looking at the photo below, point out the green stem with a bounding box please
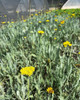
[28,78,30,100]
[52,93,54,100]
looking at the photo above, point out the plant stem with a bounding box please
[28,78,30,100]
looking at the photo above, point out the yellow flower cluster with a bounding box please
[30,22,32,24]
[1,22,6,24]
[23,19,27,22]
[16,11,19,13]
[24,36,27,39]
[54,15,57,17]
[54,28,57,31]
[35,14,38,16]
[63,41,72,47]
[54,37,56,40]
[46,11,51,14]
[11,22,14,23]
[38,21,42,23]
[72,14,75,17]
[7,21,10,24]
[78,52,80,54]
[55,19,58,22]
[38,12,41,14]
[38,30,44,34]
[4,15,7,17]
[47,87,54,94]
[60,20,65,24]
[20,66,35,76]
[48,58,50,63]
[31,14,33,16]
[46,20,50,22]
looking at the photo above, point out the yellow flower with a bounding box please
[31,14,33,16]
[9,25,12,28]
[68,43,72,46]
[4,15,7,17]
[46,12,49,14]
[38,21,42,23]
[54,15,57,17]
[47,87,54,94]
[7,21,10,23]
[30,22,32,24]
[72,14,75,16]
[11,22,14,23]
[1,22,6,24]
[66,18,68,19]
[38,31,44,34]
[48,58,50,63]
[60,20,65,24]
[16,11,19,13]
[63,41,72,47]
[24,36,27,39]
[35,14,38,16]
[46,20,50,22]
[54,37,56,40]
[55,19,58,22]
[38,12,41,14]
[20,66,35,76]
[78,52,80,54]
[54,28,57,31]
[23,19,27,22]
[58,24,61,27]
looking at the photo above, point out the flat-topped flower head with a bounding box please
[60,20,65,24]
[31,14,33,16]
[16,11,19,13]
[1,22,6,24]
[72,14,75,16]
[55,19,58,22]
[24,36,27,39]
[54,15,57,17]
[78,52,80,54]
[54,28,57,31]
[11,22,14,23]
[20,66,35,76]
[35,14,38,16]
[54,37,56,40]
[63,41,72,47]
[4,15,7,17]
[23,19,27,22]
[47,87,54,94]
[38,12,41,14]
[46,20,50,22]
[38,21,42,23]
[38,30,44,35]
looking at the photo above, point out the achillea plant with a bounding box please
[20,66,35,76]
[20,66,35,100]
[47,87,54,94]
[46,20,50,22]
[38,21,42,23]
[63,41,72,47]
[38,30,44,35]
[55,19,58,22]
[60,20,65,24]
